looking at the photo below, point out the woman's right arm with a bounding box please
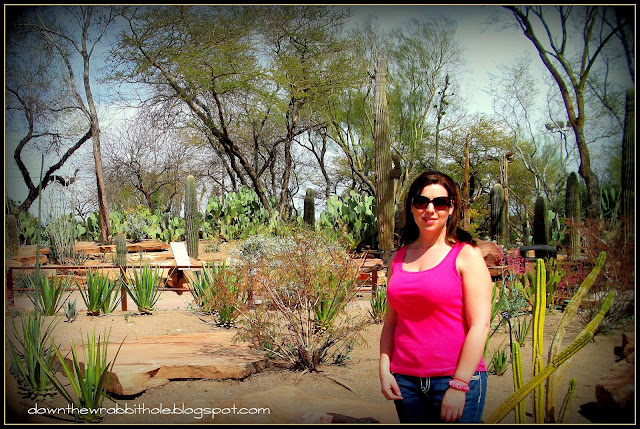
[379,259,403,400]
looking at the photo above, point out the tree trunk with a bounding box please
[83,47,110,243]
[373,56,394,259]
[620,88,634,220]
[462,135,470,231]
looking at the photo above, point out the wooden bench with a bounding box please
[167,242,200,294]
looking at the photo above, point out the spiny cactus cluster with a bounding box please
[488,252,612,423]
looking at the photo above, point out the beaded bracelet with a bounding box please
[452,376,470,385]
[448,379,470,392]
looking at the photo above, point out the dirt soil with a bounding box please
[5,290,633,425]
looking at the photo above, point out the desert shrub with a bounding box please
[571,218,634,331]
[235,231,368,371]
[189,262,248,328]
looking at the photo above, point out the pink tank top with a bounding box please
[387,242,486,377]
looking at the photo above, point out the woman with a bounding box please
[379,171,492,423]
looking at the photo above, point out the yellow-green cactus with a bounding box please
[486,291,613,423]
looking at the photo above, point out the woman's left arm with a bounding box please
[441,244,493,422]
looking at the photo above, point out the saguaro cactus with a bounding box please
[565,172,581,259]
[6,214,19,254]
[115,233,127,267]
[184,175,199,259]
[303,188,315,227]
[373,55,395,260]
[490,183,506,243]
[533,195,549,245]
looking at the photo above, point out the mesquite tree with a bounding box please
[620,87,634,240]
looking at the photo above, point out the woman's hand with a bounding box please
[441,388,466,422]
[380,372,403,401]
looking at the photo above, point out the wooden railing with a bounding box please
[5,264,194,311]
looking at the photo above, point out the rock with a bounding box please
[56,331,268,396]
[475,239,504,267]
[595,352,634,423]
[214,386,397,424]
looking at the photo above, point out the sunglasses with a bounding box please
[411,195,452,210]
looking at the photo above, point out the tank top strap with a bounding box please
[448,241,467,261]
[392,246,408,271]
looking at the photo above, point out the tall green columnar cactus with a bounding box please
[373,55,395,261]
[184,175,199,259]
[532,259,547,423]
[565,172,581,259]
[511,341,526,423]
[488,252,612,423]
[115,233,127,267]
[545,251,606,421]
[490,183,505,244]
[620,88,634,229]
[6,214,19,255]
[303,188,315,227]
[533,195,549,245]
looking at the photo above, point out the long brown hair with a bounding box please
[399,171,475,247]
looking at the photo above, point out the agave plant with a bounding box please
[368,286,387,324]
[121,264,164,314]
[38,328,124,423]
[9,313,59,400]
[81,270,120,316]
[189,262,246,327]
[64,299,77,322]
[28,274,72,316]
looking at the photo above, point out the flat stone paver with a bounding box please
[57,331,268,395]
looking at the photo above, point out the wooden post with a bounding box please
[120,266,128,311]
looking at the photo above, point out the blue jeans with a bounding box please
[392,372,487,423]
